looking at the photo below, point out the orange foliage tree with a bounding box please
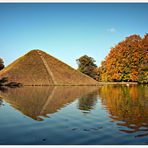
[99,34,148,83]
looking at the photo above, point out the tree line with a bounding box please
[76,34,148,83]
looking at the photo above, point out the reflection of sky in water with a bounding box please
[0,85,148,145]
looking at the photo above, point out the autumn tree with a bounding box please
[76,55,99,80]
[0,58,4,70]
[99,34,148,83]
[138,34,148,83]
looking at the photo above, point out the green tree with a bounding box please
[0,58,4,70]
[76,55,99,80]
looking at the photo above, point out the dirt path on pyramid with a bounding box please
[36,50,57,85]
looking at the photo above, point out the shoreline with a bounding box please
[97,82,138,85]
[1,82,147,88]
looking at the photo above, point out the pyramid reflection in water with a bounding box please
[0,86,99,121]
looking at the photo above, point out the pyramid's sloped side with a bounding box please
[0,51,54,85]
[39,50,99,85]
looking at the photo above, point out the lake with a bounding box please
[0,85,148,145]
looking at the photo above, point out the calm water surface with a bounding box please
[0,85,148,145]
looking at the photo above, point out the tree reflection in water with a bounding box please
[98,85,148,137]
[78,91,98,112]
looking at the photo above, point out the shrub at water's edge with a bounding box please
[0,77,22,88]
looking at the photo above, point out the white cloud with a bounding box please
[107,28,116,33]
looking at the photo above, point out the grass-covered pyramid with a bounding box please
[0,50,98,86]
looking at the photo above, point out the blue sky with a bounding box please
[0,3,148,68]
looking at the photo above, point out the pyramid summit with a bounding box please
[0,49,99,86]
